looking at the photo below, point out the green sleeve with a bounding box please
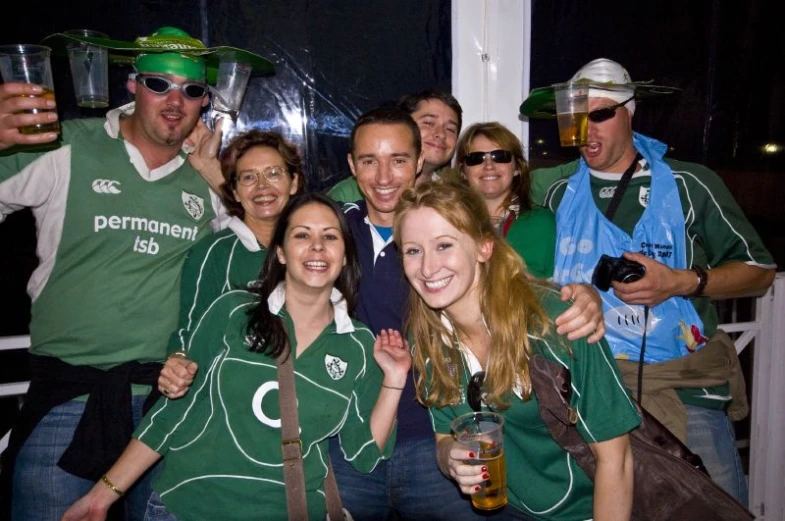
[537,290,641,443]
[669,160,776,269]
[529,160,579,206]
[327,176,363,203]
[505,206,556,279]
[166,232,229,355]
[337,326,396,472]
[136,292,253,453]
[0,119,98,181]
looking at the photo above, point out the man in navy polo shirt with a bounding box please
[329,107,485,521]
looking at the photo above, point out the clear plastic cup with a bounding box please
[554,82,589,147]
[451,411,507,511]
[0,44,60,135]
[211,57,252,121]
[65,29,109,108]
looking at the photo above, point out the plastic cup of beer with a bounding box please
[554,82,589,147]
[210,56,252,121]
[0,44,60,135]
[451,411,507,511]
[65,29,109,108]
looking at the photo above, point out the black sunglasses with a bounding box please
[587,96,635,124]
[136,74,208,100]
[467,371,486,412]
[464,149,513,167]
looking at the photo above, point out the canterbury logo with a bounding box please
[92,179,122,194]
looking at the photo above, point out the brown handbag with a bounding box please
[528,354,754,521]
[277,347,347,521]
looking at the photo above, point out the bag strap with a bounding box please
[277,347,345,521]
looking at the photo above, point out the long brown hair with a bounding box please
[393,181,550,409]
[455,122,532,215]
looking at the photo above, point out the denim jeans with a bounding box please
[12,395,159,521]
[329,435,492,521]
[685,404,749,506]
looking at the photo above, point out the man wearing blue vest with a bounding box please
[523,58,777,505]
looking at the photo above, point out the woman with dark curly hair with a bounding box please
[64,193,410,521]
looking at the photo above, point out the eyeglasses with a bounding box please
[136,74,208,100]
[464,149,513,167]
[235,166,288,186]
[467,371,486,412]
[587,96,635,124]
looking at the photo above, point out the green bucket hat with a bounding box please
[520,58,680,118]
[42,26,274,84]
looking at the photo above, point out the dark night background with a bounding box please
[0,1,782,451]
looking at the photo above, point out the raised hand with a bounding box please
[373,329,411,387]
[185,117,225,192]
[0,82,59,150]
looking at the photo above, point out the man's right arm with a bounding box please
[0,82,59,151]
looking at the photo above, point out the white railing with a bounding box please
[1,274,783,519]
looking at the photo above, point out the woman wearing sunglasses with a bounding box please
[394,181,640,521]
[158,130,304,399]
[63,193,411,521]
[456,122,555,279]
[457,122,604,342]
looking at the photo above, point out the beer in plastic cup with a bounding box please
[451,411,507,511]
[66,29,109,108]
[211,57,252,121]
[554,82,589,147]
[0,44,60,135]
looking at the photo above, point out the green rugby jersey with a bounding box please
[0,105,220,368]
[168,217,267,354]
[429,286,640,521]
[137,286,392,521]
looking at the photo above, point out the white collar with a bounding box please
[228,216,263,252]
[267,282,354,334]
[589,158,650,181]
[363,215,394,259]
[439,313,483,375]
[103,102,194,182]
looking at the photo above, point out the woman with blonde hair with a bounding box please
[393,180,640,521]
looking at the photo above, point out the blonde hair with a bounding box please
[393,181,550,409]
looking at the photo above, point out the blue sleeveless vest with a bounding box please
[553,133,707,363]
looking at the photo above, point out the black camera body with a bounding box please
[591,254,646,291]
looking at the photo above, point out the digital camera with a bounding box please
[591,254,646,291]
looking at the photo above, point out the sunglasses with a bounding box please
[587,96,635,124]
[136,74,208,100]
[464,149,513,167]
[467,371,486,412]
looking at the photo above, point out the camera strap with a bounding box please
[602,151,648,403]
[603,152,643,222]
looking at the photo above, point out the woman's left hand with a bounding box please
[373,329,411,386]
[555,283,605,343]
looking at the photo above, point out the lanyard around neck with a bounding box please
[603,152,643,222]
